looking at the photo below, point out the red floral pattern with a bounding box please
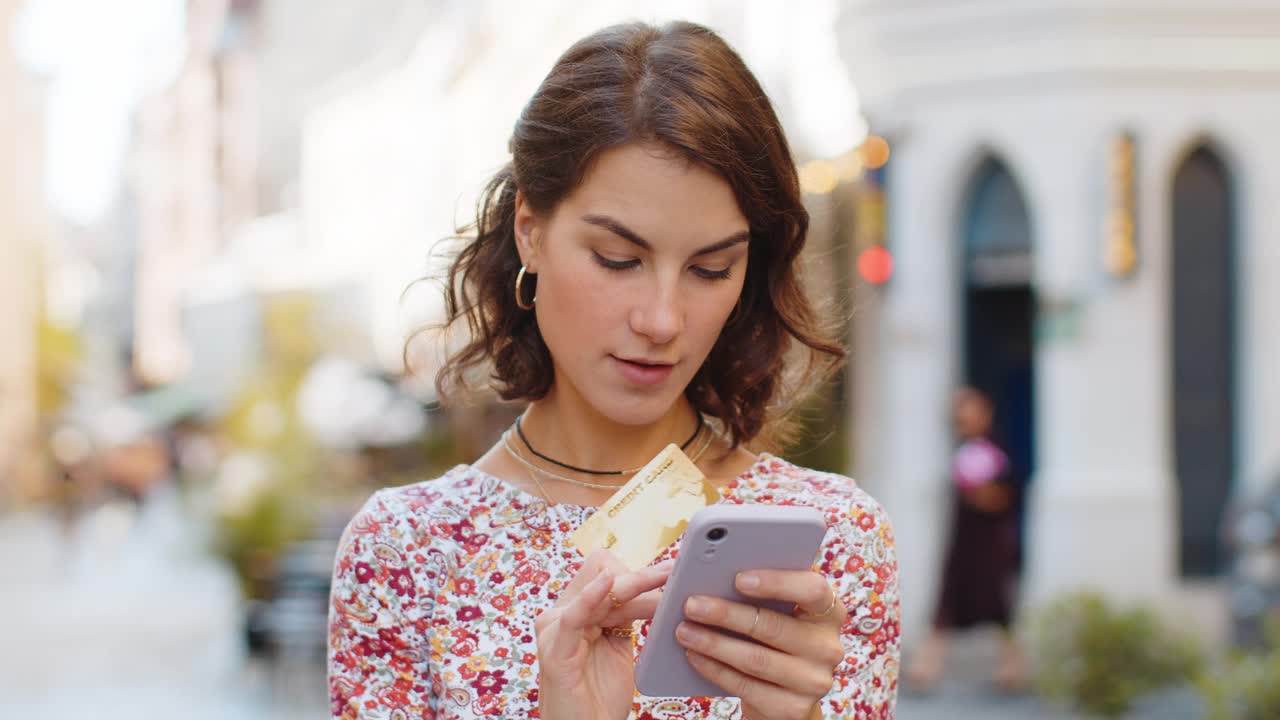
[328,454,900,719]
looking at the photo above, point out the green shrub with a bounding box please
[1034,591,1203,717]
[215,477,312,599]
[1201,618,1280,720]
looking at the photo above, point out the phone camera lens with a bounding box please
[707,527,727,542]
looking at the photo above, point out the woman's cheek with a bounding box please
[541,265,620,338]
[572,273,625,323]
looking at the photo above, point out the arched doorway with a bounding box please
[1171,145,1236,577]
[961,157,1037,567]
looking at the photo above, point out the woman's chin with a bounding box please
[590,393,686,428]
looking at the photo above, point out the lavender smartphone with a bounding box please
[634,503,828,697]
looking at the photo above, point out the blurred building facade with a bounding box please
[131,0,257,386]
[0,0,46,505]
[839,0,1280,644]
[253,0,433,216]
[179,0,435,376]
[134,0,437,399]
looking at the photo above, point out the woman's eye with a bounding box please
[592,251,732,280]
[591,252,639,272]
[691,265,733,281]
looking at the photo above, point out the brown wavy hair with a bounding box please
[424,20,844,450]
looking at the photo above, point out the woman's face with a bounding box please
[952,388,993,439]
[514,142,749,426]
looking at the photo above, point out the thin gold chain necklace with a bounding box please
[499,422,721,489]
[516,413,704,476]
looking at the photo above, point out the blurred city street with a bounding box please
[2,0,1279,718]
[0,477,1241,720]
[0,490,1145,720]
[0,494,328,719]
[894,634,1202,720]
[2,493,1065,720]
[0,494,1203,720]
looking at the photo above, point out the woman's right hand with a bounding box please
[535,551,673,720]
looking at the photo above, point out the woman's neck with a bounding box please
[520,391,700,476]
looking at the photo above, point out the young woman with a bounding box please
[328,21,899,720]
[906,387,1024,693]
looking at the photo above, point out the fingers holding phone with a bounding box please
[738,567,847,627]
[677,569,846,720]
[634,504,833,706]
[682,568,845,648]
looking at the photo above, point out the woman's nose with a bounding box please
[630,282,684,344]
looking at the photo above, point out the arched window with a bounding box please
[961,156,1036,567]
[964,158,1033,288]
[1171,144,1236,577]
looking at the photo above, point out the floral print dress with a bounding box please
[328,453,900,719]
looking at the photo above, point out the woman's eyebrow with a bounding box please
[580,213,749,257]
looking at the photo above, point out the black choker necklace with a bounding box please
[514,413,704,476]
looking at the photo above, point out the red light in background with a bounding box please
[857,246,893,284]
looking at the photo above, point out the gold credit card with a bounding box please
[568,443,722,570]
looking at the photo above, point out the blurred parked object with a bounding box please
[254,538,338,704]
[1225,471,1280,650]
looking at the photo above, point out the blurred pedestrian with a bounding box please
[906,386,1026,693]
[327,20,901,720]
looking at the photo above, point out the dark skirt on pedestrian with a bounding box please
[933,477,1020,630]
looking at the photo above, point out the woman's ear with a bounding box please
[513,190,541,271]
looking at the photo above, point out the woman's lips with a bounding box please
[611,355,675,386]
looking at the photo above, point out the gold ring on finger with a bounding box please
[602,625,634,638]
[813,590,838,619]
[608,591,624,610]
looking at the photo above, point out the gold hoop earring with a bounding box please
[515,265,536,310]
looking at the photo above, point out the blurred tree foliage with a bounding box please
[781,375,850,475]
[214,292,324,599]
[783,181,856,477]
[35,313,81,418]
[1034,591,1203,717]
[1201,616,1280,720]
[219,293,318,449]
[33,248,82,419]
[32,262,83,503]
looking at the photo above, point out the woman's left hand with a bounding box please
[675,570,846,720]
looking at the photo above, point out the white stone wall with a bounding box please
[838,0,1280,645]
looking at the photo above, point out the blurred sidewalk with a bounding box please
[1,496,1204,719]
[896,629,1076,720]
[0,487,326,719]
[895,630,1202,720]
